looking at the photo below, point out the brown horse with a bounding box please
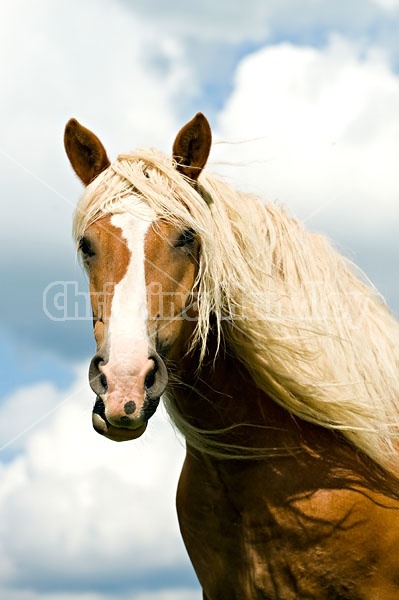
[64,114,399,599]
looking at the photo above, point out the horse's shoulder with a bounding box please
[293,486,399,534]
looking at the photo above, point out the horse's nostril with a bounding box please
[145,364,157,390]
[93,396,105,416]
[144,369,156,390]
[89,354,108,396]
[100,373,108,391]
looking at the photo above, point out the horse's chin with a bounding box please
[92,397,147,442]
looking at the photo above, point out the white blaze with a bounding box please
[105,206,155,379]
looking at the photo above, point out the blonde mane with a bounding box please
[74,149,399,476]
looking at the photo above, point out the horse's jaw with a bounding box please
[92,396,147,442]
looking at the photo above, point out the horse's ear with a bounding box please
[172,113,212,181]
[64,118,110,186]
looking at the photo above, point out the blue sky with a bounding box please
[0,0,398,598]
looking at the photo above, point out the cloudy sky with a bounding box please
[1,1,398,598]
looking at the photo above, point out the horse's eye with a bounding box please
[174,229,196,249]
[78,237,95,258]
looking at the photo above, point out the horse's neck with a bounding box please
[171,336,317,454]
[170,335,399,500]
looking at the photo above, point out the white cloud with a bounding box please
[0,368,199,598]
[214,35,399,239]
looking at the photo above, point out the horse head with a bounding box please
[64,114,212,441]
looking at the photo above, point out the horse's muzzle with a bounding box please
[92,396,148,441]
[89,351,168,441]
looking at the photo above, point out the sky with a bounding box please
[0,0,398,598]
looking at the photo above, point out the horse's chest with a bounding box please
[176,454,399,600]
[176,456,313,598]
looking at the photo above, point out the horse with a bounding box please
[64,113,399,599]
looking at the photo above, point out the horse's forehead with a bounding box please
[86,214,124,243]
[87,208,155,248]
[86,211,176,286]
